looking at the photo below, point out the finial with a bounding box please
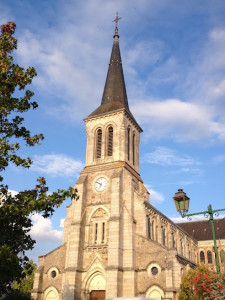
[113,11,122,29]
[113,11,121,38]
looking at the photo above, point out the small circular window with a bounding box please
[51,270,57,278]
[151,267,158,276]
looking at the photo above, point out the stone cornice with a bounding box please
[81,161,143,183]
[176,254,197,269]
[143,201,198,244]
[84,108,142,133]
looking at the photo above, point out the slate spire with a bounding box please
[88,25,130,118]
[101,26,129,108]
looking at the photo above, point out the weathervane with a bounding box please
[113,11,122,28]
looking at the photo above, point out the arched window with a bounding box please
[152,220,155,240]
[180,239,183,255]
[132,132,135,165]
[207,250,212,264]
[89,208,109,245]
[102,222,105,243]
[171,232,175,248]
[127,127,130,161]
[221,249,225,263]
[200,251,205,263]
[161,226,166,246]
[187,244,190,258]
[107,126,113,156]
[94,223,98,244]
[96,129,102,158]
[146,215,151,239]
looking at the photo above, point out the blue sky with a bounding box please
[1,0,225,263]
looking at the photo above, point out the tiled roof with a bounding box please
[176,219,225,241]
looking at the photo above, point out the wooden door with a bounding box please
[89,290,105,300]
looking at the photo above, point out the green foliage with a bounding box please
[179,264,225,300]
[0,22,43,181]
[13,260,36,297]
[0,260,36,300]
[0,22,78,296]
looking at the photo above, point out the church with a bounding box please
[32,24,199,300]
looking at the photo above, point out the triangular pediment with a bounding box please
[86,252,105,272]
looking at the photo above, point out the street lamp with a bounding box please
[173,189,225,274]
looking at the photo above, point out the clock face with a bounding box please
[95,177,107,192]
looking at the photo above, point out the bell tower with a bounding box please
[61,22,144,300]
[84,25,142,174]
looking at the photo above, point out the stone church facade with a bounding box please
[178,219,225,274]
[32,26,198,300]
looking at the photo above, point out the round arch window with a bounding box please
[151,267,158,276]
[51,270,57,278]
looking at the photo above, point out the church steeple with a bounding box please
[101,26,128,108]
[84,19,142,171]
[88,24,131,118]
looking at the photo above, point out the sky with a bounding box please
[1,0,225,263]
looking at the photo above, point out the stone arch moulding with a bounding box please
[87,205,110,224]
[83,269,106,293]
[147,262,162,277]
[91,124,104,134]
[146,285,164,300]
[104,120,117,130]
[88,207,110,245]
[47,266,59,278]
[44,286,59,300]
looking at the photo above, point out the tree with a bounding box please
[13,261,36,296]
[0,22,78,296]
[179,264,225,300]
[1,260,36,300]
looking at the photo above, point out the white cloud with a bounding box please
[60,219,65,228]
[143,147,200,167]
[129,26,225,143]
[8,189,18,197]
[132,99,225,142]
[30,214,63,242]
[0,190,18,206]
[149,189,165,204]
[31,154,83,177]
[144,184,165,204]
[171,214,225,223]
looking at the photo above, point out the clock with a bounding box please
[95,177,107,192]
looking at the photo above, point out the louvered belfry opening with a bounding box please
[132,132,135,165]
[107,126,113,156]
[96,129,102,158]
[127,127,130,160]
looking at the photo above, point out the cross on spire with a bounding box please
[113,11,122,28]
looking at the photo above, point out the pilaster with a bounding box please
[62,176,87,299]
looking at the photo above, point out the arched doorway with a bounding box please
[88,272,106,300]
[146,285,164,300]
[44,286,59,300]
[89,290,105,300]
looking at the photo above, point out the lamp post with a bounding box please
[173,189,225,274]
